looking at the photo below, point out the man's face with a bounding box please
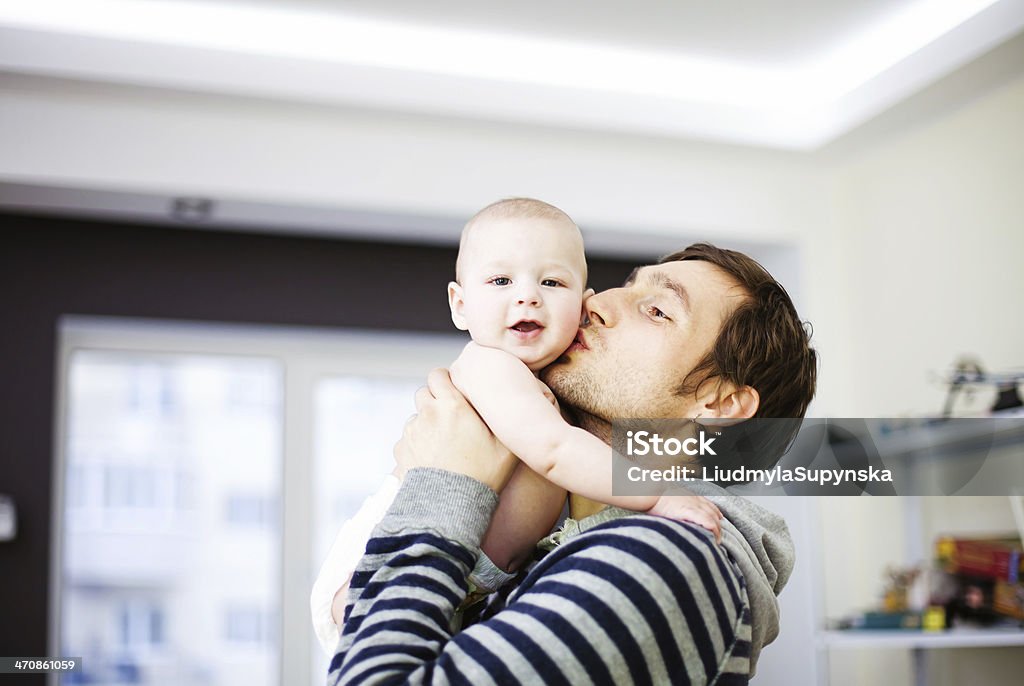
[542,259,747,421]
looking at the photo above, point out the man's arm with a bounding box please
[328,468,752,685]
[328,467,494,685]
[311,472,402,653]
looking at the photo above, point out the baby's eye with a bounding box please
[489,277,512,286]
[647,305,670,320]
[541,278,564,287]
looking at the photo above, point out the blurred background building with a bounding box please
[61,350,282,686]
[1,2,1023,685]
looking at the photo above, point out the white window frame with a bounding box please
[50,315,466,686]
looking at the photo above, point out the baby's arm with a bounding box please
[449,342,658,510]
[480,462,566,573]
[451,343,722,542]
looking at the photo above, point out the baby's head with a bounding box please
[448,198,588,371]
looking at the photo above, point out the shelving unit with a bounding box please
[821,627,1024,649]
[821,628,1024,686]
[811,415,1024,686]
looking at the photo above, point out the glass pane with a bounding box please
[60,350,282,686]
[311,375,422,682]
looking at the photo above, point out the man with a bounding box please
[327,243,817,685]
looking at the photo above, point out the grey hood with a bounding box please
[681,480,796,675]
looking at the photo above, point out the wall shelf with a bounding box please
[867,414,1024,460]
[821,628,1024,650]
[813,414,1024,686]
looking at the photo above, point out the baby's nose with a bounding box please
[516,286,541,306]
[517,294,540,305]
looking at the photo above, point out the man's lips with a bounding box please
[567,328,589,351]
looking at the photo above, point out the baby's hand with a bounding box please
[646,493,723,543]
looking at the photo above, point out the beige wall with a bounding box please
[827,74,1024,417]
[818,74,1024,686]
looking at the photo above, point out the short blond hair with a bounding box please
[456,198,582,282]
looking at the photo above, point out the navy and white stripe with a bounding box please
[328,469,752,686]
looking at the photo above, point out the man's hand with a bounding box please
[394,368,518,492]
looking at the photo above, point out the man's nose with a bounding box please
[583,289,615,326]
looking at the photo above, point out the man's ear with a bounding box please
[447,281,469,331]
[698,383,760,426]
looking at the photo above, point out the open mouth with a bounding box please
[510,320,543,333]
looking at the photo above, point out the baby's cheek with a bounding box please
[538,322,580,365]
[557,301,585,334]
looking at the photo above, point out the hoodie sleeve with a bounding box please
[676,482,796,676]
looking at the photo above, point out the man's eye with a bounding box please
[490,277,511,286]
[541,279,564,287]
[647,305,669,320]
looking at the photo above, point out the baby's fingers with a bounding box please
[692,495,723,520]
[690,510,723,544]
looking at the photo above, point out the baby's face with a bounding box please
[449,216,587,371]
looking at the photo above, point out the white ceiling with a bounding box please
[217,0,917,66]
[1,0,1022,149]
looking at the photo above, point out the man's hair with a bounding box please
[660,243,818,472]
[456,198,581,282]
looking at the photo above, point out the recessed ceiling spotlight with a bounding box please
[170,197,214,222]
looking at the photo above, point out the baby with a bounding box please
[311,198,722,654]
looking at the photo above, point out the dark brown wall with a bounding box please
[0,212,646,677]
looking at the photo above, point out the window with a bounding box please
[313,376,421,537]
[127,363,177,416]
[58,339,282,686]
[226,494,275,528]
[55,317,465,686]
[225,605,274,645]
[104,464,159,509]
[118,599,165,648]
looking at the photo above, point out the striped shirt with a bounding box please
[328,468,752,685]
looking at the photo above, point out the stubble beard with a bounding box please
[540,358,615,441]
[543,354,687,429]
[541,358,592,411]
